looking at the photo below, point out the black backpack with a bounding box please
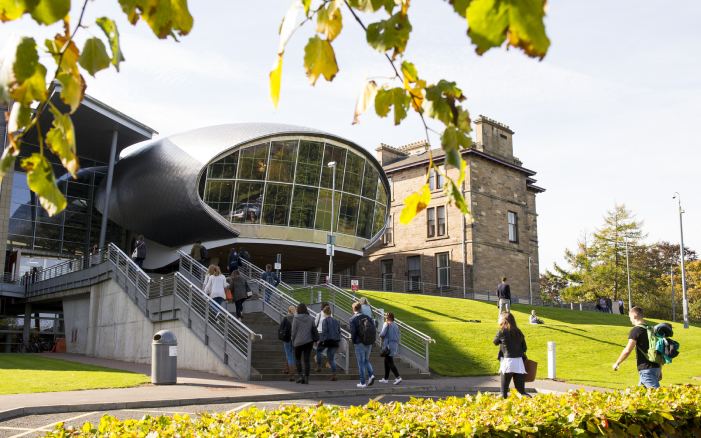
[278,317,291,342]
[357,314,376,346]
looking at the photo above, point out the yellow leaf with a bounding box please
[46,105,79,177]
[303,36,339,85]
[21,153,67,216]
[317,0,342,42]
[399,184,431,224]
[269,54,283,108]
[352,79,377,125]
[56,71,85,113]
[278,1,301,54]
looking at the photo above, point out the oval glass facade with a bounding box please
[200,136,388,241]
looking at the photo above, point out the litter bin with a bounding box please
[151,330,177,385]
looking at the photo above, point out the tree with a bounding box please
[1,1,551,222]
[539,269,567,304]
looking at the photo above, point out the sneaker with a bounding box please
[393,377,402,385]
[378,378,389,384]
[356,383,367,388]
[367,375,375,386]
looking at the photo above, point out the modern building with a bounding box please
[356,116,544,300]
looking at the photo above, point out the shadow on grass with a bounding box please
[510,303,634,328]
[540,325,624,348]
[409,305,481,323]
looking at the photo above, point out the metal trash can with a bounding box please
[151,330,177,385]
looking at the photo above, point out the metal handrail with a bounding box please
[250,278,351,374]
[239,257,294,291]
[177,250,207,287]
[107,243,151,298]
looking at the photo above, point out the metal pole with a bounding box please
[670,266,676,322]
[99,129,119,249]
[328,162,336,285]
[675,193,689,328]
[624,237,632,310]
[528,256,533,305]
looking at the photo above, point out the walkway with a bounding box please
[0,354,606,422]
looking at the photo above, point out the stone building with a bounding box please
[356,116,544,301]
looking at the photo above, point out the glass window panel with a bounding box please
[437,206,446,236]
[315,189,341,231]
[289,186,319,229]
[7,233,32,248]
[220,151,239,178]
[34,238,61,252]
[436,252,450,287]
[232,181,263,223]
[62,225,87,243]
[427,207,435,238]
[337,193,359,235]
[372,203,386,236]
[237,143,269,180]
[36,208,63,225]
[66,197,89,213]
[35,222,62,240]
[10,202,33,220]
[267,140,298,183]
[361,163,379,199]
[376,179,388,205]
[262,183,292,225]
[9,219,34,237]
[319,144,346,189]
[295,140,324,186]
[356,198,375,239]
[64,211,89,229]
[342,152,364,195]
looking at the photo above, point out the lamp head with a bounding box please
[327,161,337,168]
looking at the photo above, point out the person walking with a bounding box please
[203,265,227,314]
[493,312,530,398]
[313,301,330,370]
[228,248,240,273]
[132,235,147,269]
[190,241,205,266]
[605,297,613,314]
[278,305,296,379]
[229,270,248,320]
[618,299,625,315]
[350,301,376,388]
[378,312,402,385]
[290,303,317,384]
[496,277,511,315]
[317,305,341,381]
[612,306,662,388]
[261,264,280,303]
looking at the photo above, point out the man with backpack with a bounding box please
[612,306,662,388]
[350,301,376,388]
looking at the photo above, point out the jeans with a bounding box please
[210,297,225,316]
[500,372,529,398]
[498,298,511,314]
[639,367,661,388]
[384,355,400,379]
[264,287,272,303]
[283,341,295,366]
[134,257,144,269]
[295,342,314,377]
[354,343,374,384]
[234,299,246,318]
[316,344,338,373]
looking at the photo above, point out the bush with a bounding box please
[48,385,701,437]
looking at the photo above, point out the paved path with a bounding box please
[0,353,605,422]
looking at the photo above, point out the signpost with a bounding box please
[351,279,359,292]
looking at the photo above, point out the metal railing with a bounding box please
[239,258,294,291]
[20,250,108,286]
[177,250,207,287]
[300,282,435,374]
[249,278,351,374]
[174,272,261,379]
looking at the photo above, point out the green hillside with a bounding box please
[354,291,700,389]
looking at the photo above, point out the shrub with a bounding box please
[48,385,701,437]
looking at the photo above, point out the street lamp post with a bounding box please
[624,236,632,311]
[670,265,676,322]
[327,161,337,285]
[673,192,689,329]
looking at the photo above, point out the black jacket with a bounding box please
[496,283,511,300]
[493,329,527,359]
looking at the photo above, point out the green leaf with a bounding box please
[424,80,469,129]
[303,36,339,85]
[374,87,410,125]
[0,0,38,22]
[400,184,431,224]
[466,0,550,59]
[46,105,79,178]
[21,153,67,216]
[448,179,470,215]
[8,38,47,105]
[317,0,342,42]
[269,54,283,108]
[348,0,394,13]
[441,126,471,170]
[30,0,69,25]
[7,101,32,133]
[13,36,39,82]
[401,61,418,83]
[46,35,85,113]
[0,143,19,177]
[449,0,471,18]
[366,13,412,57]
[96,17,126,71]
[79,38,111,77]
[119,0,193,39]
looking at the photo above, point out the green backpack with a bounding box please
[636,324,665,366]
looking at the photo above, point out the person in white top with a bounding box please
[203,265,227,308]
[493,312,530,398]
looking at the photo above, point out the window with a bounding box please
[508,211,518,243]
[231,181,263,223]
[356,198,375,239]
[289,186,319,229]
[342,152,365,195]
[381,259,393,291]
[437,206,446,236]
[267,140,297,183]
[407,256,421,291]
[237,143,269,180]
[372,203,386,237]
[436,252,450,288]
[262,183,292,226]
[428,168,443,191]
[295,140,324,186]
[337,193,360,235]
[361,164,379,198]
[382,214,393,245]
[427,207,436,238]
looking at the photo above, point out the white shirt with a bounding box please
[499,357,526,374]
[204,274,227,300]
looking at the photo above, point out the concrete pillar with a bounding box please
[98,129,119,249]
[22,301,31,350]
[86,284,100,356]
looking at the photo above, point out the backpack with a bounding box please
[357,314,376,346]
[654,323,680,363]
[278,317,291,342]
[200,246,207,259]
[323,317,341,343]
[636,324,665,366]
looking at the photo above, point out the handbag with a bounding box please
[380,346,390,357]
[225,288,233,302]
[311,325,320,342]
[524,358,538,382]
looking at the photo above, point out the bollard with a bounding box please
[547,341,556,380]
[318,290,322,304]
[579,303,583,311]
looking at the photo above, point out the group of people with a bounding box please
[596,297,625,314]
[278,297,402,387]
[202,264,251,319]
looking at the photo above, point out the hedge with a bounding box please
[47,385,701,437]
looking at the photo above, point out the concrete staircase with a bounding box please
[242,309,426,382]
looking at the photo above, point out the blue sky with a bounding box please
[2,1,699,272]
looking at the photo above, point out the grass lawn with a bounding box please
[0,354,150,394]
[295,288,700,389]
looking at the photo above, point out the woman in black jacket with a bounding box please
[493,312,530,398]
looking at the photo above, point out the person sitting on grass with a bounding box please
[529,310,544,324]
